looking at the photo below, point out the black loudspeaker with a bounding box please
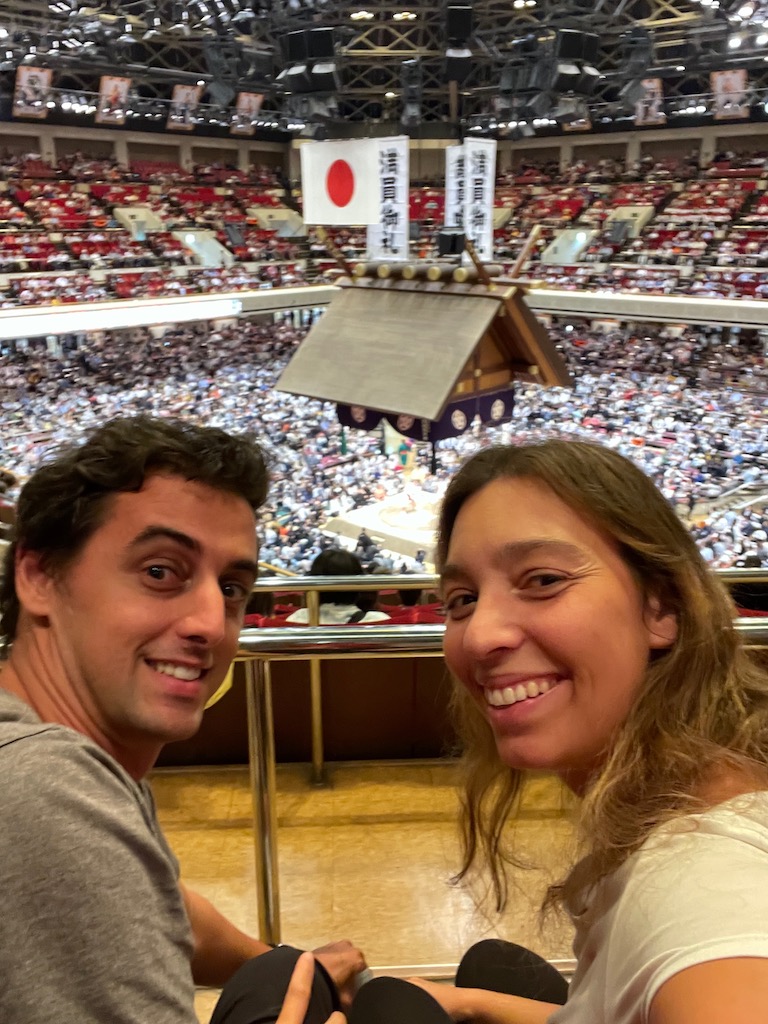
[438,229,466,256]
[307,27,335,60]
[555,29,600,64]
[310,62,341,92]
[577,65,601,96]
[525,91,554,117]
[555,29,584,60]
[446,5,473,43]
[400,58,422,126]
[284,30,307,62]
[445,50,472,84]
[551,62,581,93]
[583,33,599,64]
[409,220,421,241]
[285,64,313,94]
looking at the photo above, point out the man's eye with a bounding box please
[222,581,250,601]
[146,565,170,581]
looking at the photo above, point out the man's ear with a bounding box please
[645,595,678,650]
[13,547,57,619]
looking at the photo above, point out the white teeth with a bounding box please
[484,679,556,707]
[151,661,202,682]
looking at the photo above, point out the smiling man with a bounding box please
[0,416,364,1024]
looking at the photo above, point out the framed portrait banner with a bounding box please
[167,84,203,131]
[13,66,52,120]
[711,69,749,120]
[95,76,131,125]
[230,92,265,136]
[634,78,666,127]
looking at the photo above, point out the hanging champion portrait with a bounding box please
[711,69,749,120]
[95,76,132,125]
[230,92,265,136]
[12,66,52,120]
[634,78,666,127]
[167,84,203,131]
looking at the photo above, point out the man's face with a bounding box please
[29,473,258,762]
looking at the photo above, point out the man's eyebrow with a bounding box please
[128,527,258,577]
[129,526,199,552]
[440,539,586,585]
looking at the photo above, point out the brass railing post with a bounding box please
[245,658,280,944]
[305,588,325,785]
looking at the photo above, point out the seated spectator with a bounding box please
[286,549,391,624]
[731,553,768,613]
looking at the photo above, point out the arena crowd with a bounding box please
[0,314,766,571]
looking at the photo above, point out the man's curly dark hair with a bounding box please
[0,416,269,656]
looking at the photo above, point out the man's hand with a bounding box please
[312,940,367,1010]
[277,952,346,1024]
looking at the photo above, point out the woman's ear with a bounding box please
[645,595,678,650]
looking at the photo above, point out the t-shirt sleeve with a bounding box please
[605,825,768,1023]
[0,731,196,1024]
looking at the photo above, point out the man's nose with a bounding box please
[178,579,227,646]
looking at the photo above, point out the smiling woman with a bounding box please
[345,439,768,1024]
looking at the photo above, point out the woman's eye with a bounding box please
[444,593,476,618]
[525,572,568,591]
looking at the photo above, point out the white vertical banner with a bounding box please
[463,138,496,262]
[444,144,466,231]
[366,136,410,261]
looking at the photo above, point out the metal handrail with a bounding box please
[235,620,768,951]
[252,573,440,593]
[250,571,768,787]
[252,569,768,593]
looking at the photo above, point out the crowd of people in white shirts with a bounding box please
[1,311,766,571]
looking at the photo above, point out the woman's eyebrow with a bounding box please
[440,540,586,587]
[496,539,587,565]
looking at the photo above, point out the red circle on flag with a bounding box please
[326,159,355,207]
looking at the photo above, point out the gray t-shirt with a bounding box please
[0,689,196,1023]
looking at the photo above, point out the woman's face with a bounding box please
[441,477,677,789]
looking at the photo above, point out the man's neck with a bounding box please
[1,634,159,781]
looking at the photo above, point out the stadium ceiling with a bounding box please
[2,0,768,124]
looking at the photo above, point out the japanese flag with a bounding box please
[300,139,381,225]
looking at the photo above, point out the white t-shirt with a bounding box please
[285,604,390,624]
[550,792,768,1024]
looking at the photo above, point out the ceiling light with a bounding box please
[758,31,768,43]
[393,11,417,20]
[350,9,374,18]
[728,34,743,47]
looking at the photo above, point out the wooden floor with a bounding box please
[150,761,578,1024]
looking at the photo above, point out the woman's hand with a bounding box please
[277,951,346,1024]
